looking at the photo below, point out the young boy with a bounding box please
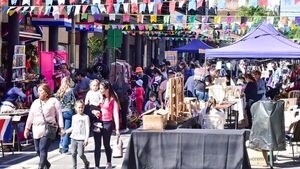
[144,92,160,111]
[66,100,90,169]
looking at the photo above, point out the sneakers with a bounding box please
[105,163,112,169]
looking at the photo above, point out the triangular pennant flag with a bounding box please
[123,14,130,22]
[226,16,233,23]
[148,25,153,31]
[53,6,59,19]
[238,0,247,7]
[59,5,65,14]
[34,0,42,6]
[202,16,208,23]
[38,6,44,16]
[137,14,144,23]
[109,14,116,21]
[93,0,100,4]
[74,5,81,16]
[189,15,196,23]
[99,4,106,13]
[188,0,196,11]
[139,3,146,13]
[44,6,51,15]
[169,1,176,13]
[114,4,120,14]
[21,6,30,16]
[179,0,185,8]
[218,0,226,9]
[7,7,16,16]
[214,16,221,24]
[249,0,258,6]
[176,15,183,23]
[15,6,23,13]
[296,0,300,4]
[138,25,144,30]
[197,0,203,8]
[82,5,88,13]
[81,0,88,3]
[91,4,100,14]
[1,0,8,5]
[259,0,268,6]
[131,3,138,13]
[105,25,110,30]
[29,6,36,15]
[67,5,74,15]
[150,15,157,23]
[148,2,155,13]
[117,0,124,3]
[163,15,170,24]
[58,0,65,5]
[22,0,30,5]
[2,6,10,13]
[46,0,53,5]
[157,2,162,14]
[130,25,135,30]
[123,3,129,13]
[81,13,88,20]
[94,14,101,21]
[106,0,113,5]
[11,0,17,5]
[70,0,76,4]
[158,24,163,30]
[107,5,114,13]
[117,25,122,29]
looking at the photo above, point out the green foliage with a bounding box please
[87,36,106,59]
[238,6,276,17]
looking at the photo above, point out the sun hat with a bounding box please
[135,67,143,73]
[136,79,143,87]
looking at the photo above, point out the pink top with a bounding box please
[25,98,64,139]
[99,97,120,130]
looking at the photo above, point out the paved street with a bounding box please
[1,132,300,169]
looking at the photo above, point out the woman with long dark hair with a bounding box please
[93,80,120,169]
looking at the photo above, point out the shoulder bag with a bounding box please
[40,100,58,140]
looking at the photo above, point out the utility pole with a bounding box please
[70,16,76,67]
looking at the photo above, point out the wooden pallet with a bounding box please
[167,76,184,121]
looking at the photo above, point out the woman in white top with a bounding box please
[200,97,225,129]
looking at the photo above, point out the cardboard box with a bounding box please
[142,108,168,130]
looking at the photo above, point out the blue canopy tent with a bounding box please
[172,39,213,53]
[205,22,300,59]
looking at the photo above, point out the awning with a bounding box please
[31,15,72,27]
[66,22,103,32]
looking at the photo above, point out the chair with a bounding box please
[286,120,300,161]
[0,116,13,158]
[201,115,225,129]
[288,90,300,105]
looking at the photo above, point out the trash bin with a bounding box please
[248,100,286,151]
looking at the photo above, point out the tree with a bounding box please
[237,6,276,17]
[87,36,106,64]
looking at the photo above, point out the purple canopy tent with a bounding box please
[172,39,213,53]
[205,22,300,59]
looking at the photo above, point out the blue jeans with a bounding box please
[93,121,113,167]
[34,137,52,169]
[195,91,207,101]
[60,111,73,153]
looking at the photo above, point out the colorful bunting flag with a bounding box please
[74,5,81,16]
[150,15,157,23]
[91,5,99,15]
[106,0,113,5]
[296,0,300,4]
[10,0,17,5]
[7,7,16,16]
[109,14,116,21]
[137,14,144,23]
[58,0,65,5]
[148,2,155,13]
[81,13,88,20]
[114,4,121,13]
[197,0,203,8]
[34,0,42,6]
[46,0,53,5]
[30,6,36,15]
[22,0,30,5]
[176,15,183,23]
[249,0,258,6]
[131,3,138,14]
[99,4,106,13]
[123,3,129,13]
[70,0,76,4]
[59,5,65,14]
[163,15,170,24]
[44,6,51,15]
[189,15,196,23]
[169,1,176,13]
[82,5,88,13]
[123,14,130,22]
[53,6,59,19]
[107,5,114,13]
[218,0,226,8]
[93,0,100,4]
[259,0,268,6]
[157,2,162,14]
[138,25,145,30]
[94,14,101,21]
[188,0,196,11]
[179,0,185,8]
[226,16,233,24]
[139,3,146,13]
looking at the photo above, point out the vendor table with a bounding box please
[215,101,238,129]
[121,129,251,169]
[0,109,29,152]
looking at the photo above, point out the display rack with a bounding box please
[12,45,26,82]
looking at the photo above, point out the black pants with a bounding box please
[34,137,52,169]
[93,121,113,167]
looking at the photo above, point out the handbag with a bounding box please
[40,100,58,140]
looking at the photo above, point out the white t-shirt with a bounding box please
[66,114,90,142]
[85,90,102,106]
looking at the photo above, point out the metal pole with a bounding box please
[69,16,76,66]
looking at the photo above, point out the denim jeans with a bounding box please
[34,137,52,169]
[195,91,206,101]
[71,139,89,169]
[60,111,73,153]
[93,121,113,167]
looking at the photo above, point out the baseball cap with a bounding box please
[135,67,143,73]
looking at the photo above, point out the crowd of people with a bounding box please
[0,58,300,169]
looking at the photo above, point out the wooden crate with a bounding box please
[167,76,184,121]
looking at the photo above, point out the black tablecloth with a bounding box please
[121,129,251,169]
